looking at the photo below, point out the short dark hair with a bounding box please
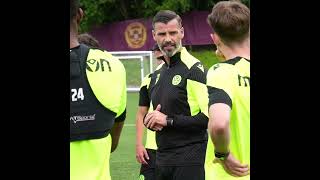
[207,1,250,45]
[78,33,100,48]
[70,0,80,22]
[152,10,182,29]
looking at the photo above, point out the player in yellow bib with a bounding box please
[205,1,250,179]
[70,1,126,180]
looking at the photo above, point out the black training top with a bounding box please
[142,47,209,166]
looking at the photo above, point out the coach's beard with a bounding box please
[160,40,182,57]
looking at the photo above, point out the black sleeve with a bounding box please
[139,86,150,106]
[115,108,126,122]
[208,86,232,108]
[171,112,208,131]
[188,62,206,84]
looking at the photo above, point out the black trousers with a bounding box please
[155,165,205,180]
[139,149,156,180]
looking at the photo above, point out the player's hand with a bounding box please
[217,152,250,177]
[136,144,149,165]
[144,104,167,130]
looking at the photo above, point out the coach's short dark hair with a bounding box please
[207,1,250,45]
[152,10,182,29]
[70,0,80,22]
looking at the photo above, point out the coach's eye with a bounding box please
[169,31,178,35]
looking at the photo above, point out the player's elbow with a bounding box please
[213,125,228,135]
[208,104,231,135]
[209,120,229,136]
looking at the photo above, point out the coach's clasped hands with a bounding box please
[144,104,167,131]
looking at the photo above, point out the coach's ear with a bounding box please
[180,27,184,39]
[152,30,156,41]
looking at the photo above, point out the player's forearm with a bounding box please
[208,103,231,153]
[110,121,124,152]
[136,114,145,147]
[209,120,230,153]
[171,112,208,131]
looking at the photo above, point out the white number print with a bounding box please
[71,88,84,101]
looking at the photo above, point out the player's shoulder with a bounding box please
[208,57,249,76]
[208,62,236,75]
[207,62,237,86]
[142,73,153,80]
[87,49,125,73]
[88,49,119,62]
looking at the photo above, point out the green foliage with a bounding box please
[241,0,250,7]
[79,0,250,32]
[79,0,119,32]
[142,0,193,18]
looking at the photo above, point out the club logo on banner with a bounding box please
[124,22,147,49]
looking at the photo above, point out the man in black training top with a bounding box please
[143,10,209,180]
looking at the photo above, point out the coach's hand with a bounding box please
[144,104,167,131]
[136,144,149,165]
[217,152,250,177]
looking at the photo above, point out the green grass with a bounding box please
[189,49,220,70]
[110,92,142,180]
[121,59,153,88]
[121,60,142,88]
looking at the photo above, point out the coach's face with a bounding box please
[152,19,184,57]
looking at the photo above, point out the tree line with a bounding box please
[79,0,249,32]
